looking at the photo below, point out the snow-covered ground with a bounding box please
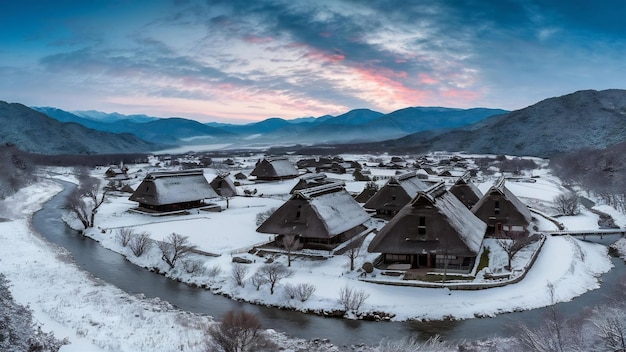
[1,156,622,351]
[75,161,613,322]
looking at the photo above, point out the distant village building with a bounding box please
[449,172,483,209]
[368,182,487,272]
[257,182,371,250]
[104,164,129,180]
[289,173,333,194]
[364,171,430,218]
[250,156,299,181]
[234,172,248,180]
[471,177,533,236]
[210,172,238,197]
[354,181,379,204]
[128,169,219,213]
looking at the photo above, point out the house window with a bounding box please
[418,216,426,235]
[296,205,302,220]
[494,201,500,215]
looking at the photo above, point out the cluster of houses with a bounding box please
[122,155,534,275]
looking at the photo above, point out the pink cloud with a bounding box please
[242,35,273,44]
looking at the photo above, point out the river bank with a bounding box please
[0,179,343,352]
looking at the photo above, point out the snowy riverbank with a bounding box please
[0,179,340,352]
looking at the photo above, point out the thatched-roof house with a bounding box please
[257,182,371,250]
[363,171,429,218]
[129,169,219,212]
[104,165,129,180]
[289,173,332,194]
[250,156,299,181]
[368,182,487,272]
[354,182,379,204]
[210,172,237,197]
[471,177,533,236]
[449,172,483,209]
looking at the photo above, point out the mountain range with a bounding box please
[33,105,507,149]
[381,89,626,157]
[2,88,625,157]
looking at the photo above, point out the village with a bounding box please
[69,151,616,321]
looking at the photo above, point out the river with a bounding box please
[33,180,626,346]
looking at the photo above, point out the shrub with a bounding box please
[116,227,133,247]
[129,232,151,257]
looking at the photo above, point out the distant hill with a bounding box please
[35,107,235,145]
[385,89,626,157]
[38,106,506,147]
[0,102,162,155]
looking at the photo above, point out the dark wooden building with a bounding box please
[129,169,219,212]
[368,182,487,272]
[363,171,429,218]
[471,177,533,236]
[250,156,299,181]
[257,182,371,250]
[449,172,483,209]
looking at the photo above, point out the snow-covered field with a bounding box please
[1,154,623,351]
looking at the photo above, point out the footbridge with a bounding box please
[546,228,626,245]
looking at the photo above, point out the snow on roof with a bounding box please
[473,177,532,222]
[307,186,371,236]
[268,157,298,177]
[369,182,486,255]
[129,169,219,205]
[422,185,486,254]
[395,171,429,197]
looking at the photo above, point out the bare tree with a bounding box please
[295,283,316,302]
[129,232,151,257]
[66,168,108,230]
[338,285,370,313]
[116,227,134,247]
[257,263,292,295]
[496,233,533,270]
[596,316,626,351]
[553,192,580,216]
[250,273,267,291]
[232,263,249,287]
[282,234,302,267]
[513,282,576,352]
[157,233,197,269]
[343,236,364,271]
[207,310,268,352]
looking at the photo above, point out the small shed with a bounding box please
[449,172,483,209]
[368,182,487,272]
[257,182,371,250]
[210,172,238,197]
[129,169,219,212]
[363,171,429,218]
[250,156,299,181]
[471,177,533,236]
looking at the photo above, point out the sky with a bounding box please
[1,0,625,123]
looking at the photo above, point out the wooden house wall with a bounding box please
[472,191,530,234]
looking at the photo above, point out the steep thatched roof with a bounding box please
[363,171,429,211]
[368,182,487,256]
[257,182,370,239]
[129,169,218,206]
[449,171,483,208]
[471,177,533,224]
[250,156,299,179]
[210,172,237,197]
